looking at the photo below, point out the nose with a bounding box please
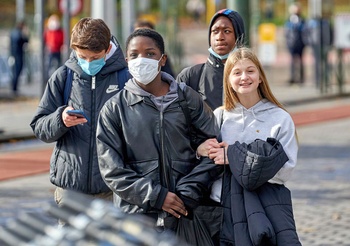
[241,71,248,80]
[215,31,225,41]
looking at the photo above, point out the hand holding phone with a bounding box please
[67,109,88,121]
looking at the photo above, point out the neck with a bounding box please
[139,77,169,97]
[238,93,261,109]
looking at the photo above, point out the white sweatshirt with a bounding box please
[210,99,298,202]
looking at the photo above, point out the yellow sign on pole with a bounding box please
[206,0,216,24]
[258,23,277,65]
[258,23,276,43]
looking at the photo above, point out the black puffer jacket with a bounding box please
[30,36,127,194]
[220,138,301,246]
[96,78,222,216]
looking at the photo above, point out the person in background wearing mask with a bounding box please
[96,28,222,244]
[177,9,245,111]
[44,14,64,76]
[133,19,176,78]
[30,18,128,225]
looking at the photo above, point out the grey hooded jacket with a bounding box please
[30,36,127,194]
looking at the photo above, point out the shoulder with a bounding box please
[177,63,204,82]
[48,65,67,85]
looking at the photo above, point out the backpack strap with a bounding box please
[117,67,129,90]
[177,84,198,149]
[187,63,205,92]
[178,86,192,135]
[64,67,73,105]
[63,67,129,105]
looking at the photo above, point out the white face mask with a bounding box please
[128,56,162,85]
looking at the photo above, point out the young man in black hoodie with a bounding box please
[177,9,245,111]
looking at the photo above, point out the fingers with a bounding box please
[162,192,188,218]
[209,147,229,165]
[62,107,87,127]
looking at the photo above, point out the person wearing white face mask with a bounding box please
[96,28,223,244]
[30,17,128,226]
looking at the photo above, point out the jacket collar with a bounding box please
[207,53,225,68]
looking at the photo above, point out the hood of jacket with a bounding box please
[124,72,178,112]
[231,99,276,132]
[64,35,127,81]
[208,8,245,47]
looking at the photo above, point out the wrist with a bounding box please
[195,150,201,160]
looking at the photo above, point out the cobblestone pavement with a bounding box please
[288,118,350,246]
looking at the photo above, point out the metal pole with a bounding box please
[16,0,25,22]
[227,0,250,46]
[63,0,71,63]
[34,0,45,96]
[91,0,117,38]
[121,0,135,44]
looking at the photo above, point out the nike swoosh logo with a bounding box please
[106,86,119,93]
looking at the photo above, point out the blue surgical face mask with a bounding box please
[77,57,106,76]
[208,46,237,60]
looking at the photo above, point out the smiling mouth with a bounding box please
[239,82,252,86]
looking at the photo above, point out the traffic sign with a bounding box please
[59,0,83,17]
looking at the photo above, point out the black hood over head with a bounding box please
[208,8,245,47]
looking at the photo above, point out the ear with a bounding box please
[160,54,167,66]
[106,44,112,54]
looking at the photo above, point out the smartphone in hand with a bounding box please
[67,109,88,121]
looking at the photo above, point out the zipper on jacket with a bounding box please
[159,110,170,190]
[88,75,96,193]
[92,76,96,90]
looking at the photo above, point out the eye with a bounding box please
[233,71,241,76]
[147,52,156,57]
[128,53,138,59]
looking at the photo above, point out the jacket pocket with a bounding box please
[129,160,159,181]
[171,160,196,185]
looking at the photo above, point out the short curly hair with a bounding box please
[126,28,165,54]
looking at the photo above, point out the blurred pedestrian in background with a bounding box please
[177,9,245,111]
[186,0,205,24]
[9,20,29,96]
[303,16,333,89]
[44,14,64,77]
[133,19,176,77]
[197,47,301,245]
[30,17,128,226]
[284,3,306,85]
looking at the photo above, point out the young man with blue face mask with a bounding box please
[177,9,245,110]
[30,17,128,225]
